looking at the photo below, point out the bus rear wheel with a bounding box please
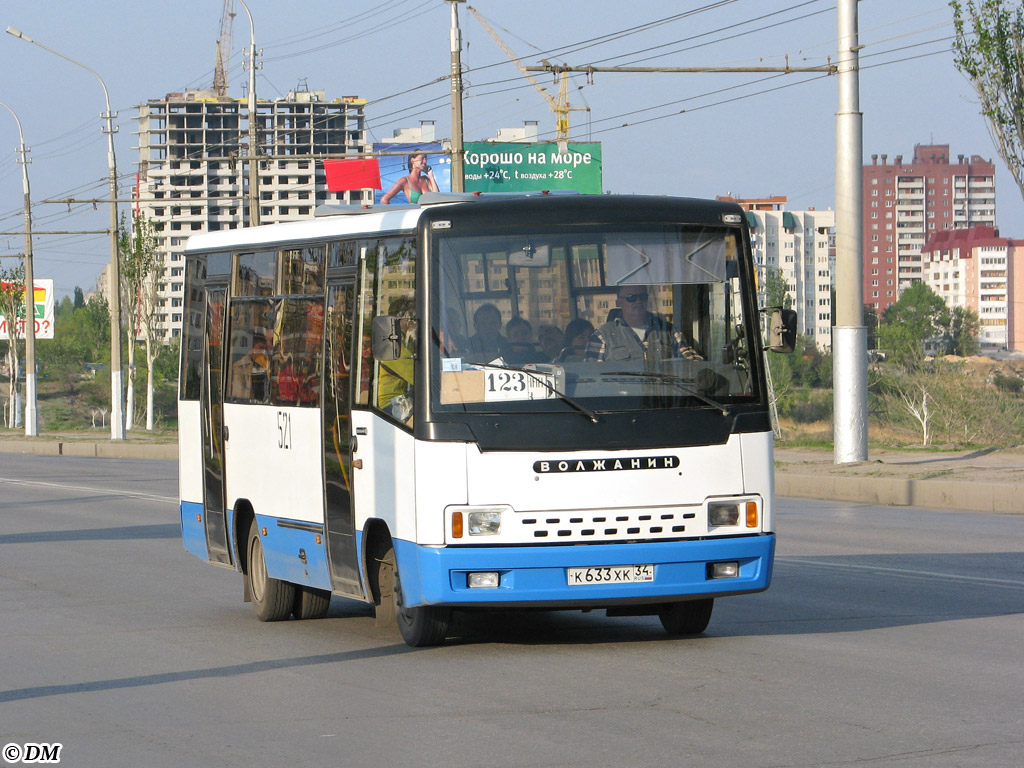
[376,543,451,647]
[292,586,331,620]
[247,519,295,621]
[658,598,714,636]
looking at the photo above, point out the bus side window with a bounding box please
[359,237,416,423]
[271,297,323,407]
[227,298,276,404]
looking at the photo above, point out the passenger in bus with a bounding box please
[584,286,703,363]
[555,319,595,362]
[504,316,536,364]
[278,356,318,405]
[297,359,319,403]
[278,356,300,403]
[381,152,439,205]
[439,307,468,355]
[537,324,565,362]
[465,303,509,363]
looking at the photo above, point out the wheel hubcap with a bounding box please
[250,536,266,601]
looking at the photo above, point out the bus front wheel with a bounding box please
[376,543,451,647]
[658,598,714,636]
[247,519,295,621]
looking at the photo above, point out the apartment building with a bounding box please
[718,196,836,349]
[862,144,996,314]
[921,226,1024,351]
[134,87,368,339]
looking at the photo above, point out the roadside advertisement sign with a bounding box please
[0,279,55,340]
[463,142,603,194]
[372,142,452,205]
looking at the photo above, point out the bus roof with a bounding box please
[183,205,427,252]
[182,193,746,253]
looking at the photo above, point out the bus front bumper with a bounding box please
[392,534,774,609]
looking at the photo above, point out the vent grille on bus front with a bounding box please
[516,509,698,542]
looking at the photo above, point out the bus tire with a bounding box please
[292,586,331,620]
[247,519,295,622]
[658,598,714,636]
[377,543,451,647]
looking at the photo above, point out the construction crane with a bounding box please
[467,6,587,143]
[213,0,236,97]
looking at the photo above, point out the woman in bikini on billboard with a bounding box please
[381,152,439,204]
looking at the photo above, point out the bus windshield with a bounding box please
[430,223,759,415]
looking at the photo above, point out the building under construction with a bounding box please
[133,87,368,340]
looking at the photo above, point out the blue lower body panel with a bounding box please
[255,513,332,591]
[393,534,775,609]
[180,501,208,561]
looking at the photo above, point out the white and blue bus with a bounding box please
[177,193,796,646]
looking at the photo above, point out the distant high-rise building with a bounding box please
[862,144,996,314]
[134,87,368,339]
[921,225,1024,351]
[718,196,836,349]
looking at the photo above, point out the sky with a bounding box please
[1,0,1018,300]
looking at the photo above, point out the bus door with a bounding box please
[322,280,362,597]
[201,285,232,566]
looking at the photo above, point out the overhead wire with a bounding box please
[2,1,965,285]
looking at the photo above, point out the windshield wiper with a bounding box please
[471,361,600,423]
[604,370,731,416]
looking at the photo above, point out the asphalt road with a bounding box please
[1,456,1022,768]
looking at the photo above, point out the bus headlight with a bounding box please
[467,507,503,536]
[708,499,759,529]
[708,501,740,527]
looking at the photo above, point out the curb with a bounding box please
[0,440,177,461]
[775,473,1022,514]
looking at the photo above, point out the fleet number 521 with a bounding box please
[277,411,292,449]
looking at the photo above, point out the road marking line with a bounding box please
[779,557,1024,588]
[0,476,176,504]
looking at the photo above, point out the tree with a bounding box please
[763,267,791,309]
[35,297,110,392]
[73,286,85,310]
[938,305,982,356]
[877,283,948,367]
[951,0,1024,202]
[894,374,933,447]
[119,211,161,430]
[0,260,26,428]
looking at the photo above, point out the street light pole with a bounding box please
[238,0,261,225]
[833,0,868,463]
[0,100,37,437]
[6,26,125,440]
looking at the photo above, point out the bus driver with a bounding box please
[584,285,703,363]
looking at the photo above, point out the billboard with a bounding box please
[372,142,452,205]
[0,279,55,340]
[463,142,603,194]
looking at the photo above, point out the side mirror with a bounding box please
[767,308,797,354]
[371,315,402,361]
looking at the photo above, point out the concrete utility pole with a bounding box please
[833,0,868,464]
[7,27,125,440]
[0,101,37,436]
[239,0,261,225]
[448,0,466,192]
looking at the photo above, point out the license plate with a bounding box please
[567,564,655,585]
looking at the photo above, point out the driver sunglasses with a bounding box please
[619,293,649,303]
